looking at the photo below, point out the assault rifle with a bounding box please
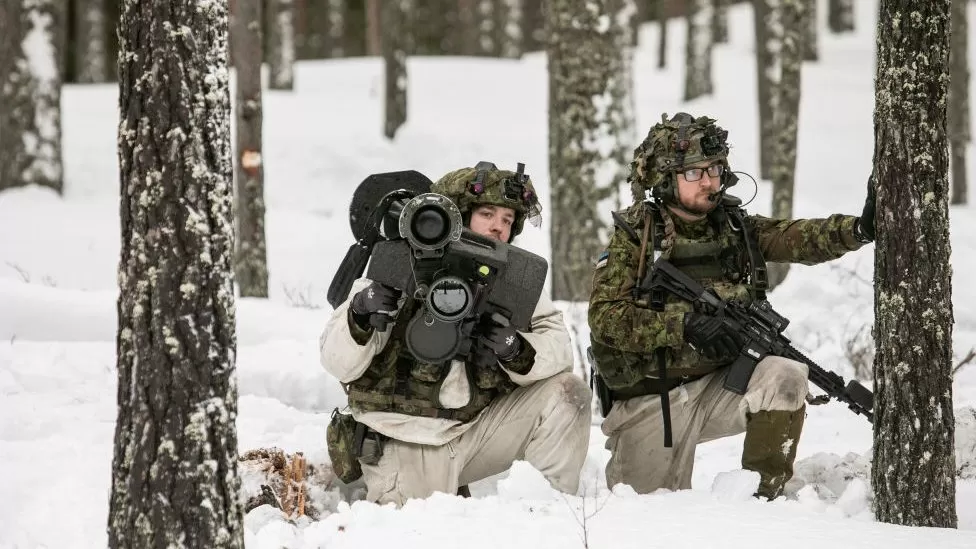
[640,258,874,422]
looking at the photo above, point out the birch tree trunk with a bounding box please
[109,1,243,546]
[949,0,969,205]
[871,0,957,528]
[232,0,270,297]
[548,0,628,300]
[684,0,714,101]
[0,0,65,195]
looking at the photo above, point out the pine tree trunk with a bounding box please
[610,0,638,210]
[415,0,463,55]
[497,0,524,58]
[0,0,65,195]
[827,0,854,33]
[754,0,780,180]
[630,0,646,46]
[803,0,818,61]
[767,0,804,289]
[232,0,270,298]
[478,0,499,56]
[457,0,480,55]
[522,0,545,53]
[294,0,326,59]
[713,0,729,44]
[547,0,623,301]
[103,0,121,80]
[871,0,957,528]
[366,0,381,55]
[74,0,108,83]
[949,0,969,205]
[267,0,296,89]
[657,0,668,68]
[328,0,346,58]
[684,0,714,101]
[383,0,411,139]
[109,1,244,547]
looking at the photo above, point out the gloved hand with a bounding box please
[478,316,523,362]
[683,311,741,360]
[855,176,876,242]
[350,282,401,330]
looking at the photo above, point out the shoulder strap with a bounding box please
[725,205,768,300]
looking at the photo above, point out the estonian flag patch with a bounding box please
[595,250,609,269]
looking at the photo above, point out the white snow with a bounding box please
[2,0,976,547]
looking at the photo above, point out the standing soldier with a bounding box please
[588,113,876,500]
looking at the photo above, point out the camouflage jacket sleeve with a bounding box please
[588,220,687,353]
[748,213,866,265]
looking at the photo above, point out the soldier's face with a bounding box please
[469,204,516,242]
[674,161,723,216]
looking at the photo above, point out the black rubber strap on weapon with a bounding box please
[392,298,417,399]
[657,347,673,447]
[726,206,768,301]
[644,206,673,447]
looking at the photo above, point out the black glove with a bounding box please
[478,317,523,362]
[683,311,741,360]
[855,176,876,242]
[350,282,401,330]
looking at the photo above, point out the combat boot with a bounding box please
[741,406,805,500]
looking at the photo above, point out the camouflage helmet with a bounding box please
[430,161,543,241]
[629,112,731,203]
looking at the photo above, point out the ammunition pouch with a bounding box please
[326,408,388,483]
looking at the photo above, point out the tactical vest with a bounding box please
[345,298,517,423]
[591,201,768,398]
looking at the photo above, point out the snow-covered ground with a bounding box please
[3,1,976,547]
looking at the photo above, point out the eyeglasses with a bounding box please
[681,164,725,182]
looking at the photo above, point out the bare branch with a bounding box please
[953,347,976,376]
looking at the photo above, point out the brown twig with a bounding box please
[953,347,976,377]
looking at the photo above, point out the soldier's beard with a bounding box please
[675,193,719,217]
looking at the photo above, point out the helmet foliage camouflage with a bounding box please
[430,161,543,240]
[629,112,731,203]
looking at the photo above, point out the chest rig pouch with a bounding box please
[592,200,768,392]
[345,298,517,423]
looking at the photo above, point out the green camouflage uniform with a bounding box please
[589,113,867,499]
